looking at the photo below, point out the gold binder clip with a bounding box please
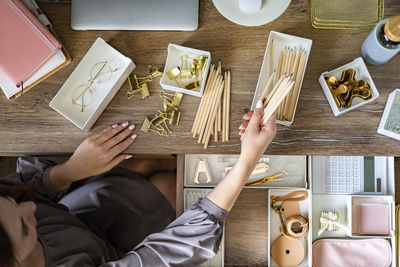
[184,80,200,90]
[147,65,162,79]
[170,110,181,125]
[126,75,151,99]
[167,67,181,79]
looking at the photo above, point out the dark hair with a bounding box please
[0,184,35,267]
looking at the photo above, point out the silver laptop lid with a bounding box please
[71,0,198,31]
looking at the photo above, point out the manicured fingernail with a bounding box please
[112,124,118,128]
[131,134,137,139]
[242,114,247,119]
[125,155,133,159]
[256,99,262,109]
[239,124,243,130]
[122,122,129,127]
[128,124,135,130]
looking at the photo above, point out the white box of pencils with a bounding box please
[319,57,379,117]
[251,31,312,126]
[50,38,135,130]
[160,44,211,98]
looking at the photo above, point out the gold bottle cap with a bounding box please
[384,15,400,42]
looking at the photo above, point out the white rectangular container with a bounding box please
[160,44,211,97]
[377,89,400,140]
[319,57,379,117]
[251,31,312,126]
[184,154,308,188]
[50,38,135,130]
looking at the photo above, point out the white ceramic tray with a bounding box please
[378,89,400,140]
[50,38,135,130]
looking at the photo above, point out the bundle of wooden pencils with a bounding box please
[272,46,308,122]
[191,62,231,149]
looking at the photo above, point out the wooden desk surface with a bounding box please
[1,1,400,156]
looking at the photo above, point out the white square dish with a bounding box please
[377,89,400,140]
[160,44,211,98]
[50,38,135,130]
[319,57,379,117]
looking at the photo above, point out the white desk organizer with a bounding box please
[267,188,312,267]
[251,31,312,126]
[184,154,307,188]
[160,44,211,98]
[50,38,135,130]
[319,57,379,117]
[310,156,396,267]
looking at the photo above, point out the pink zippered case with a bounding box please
[0,0,60,87]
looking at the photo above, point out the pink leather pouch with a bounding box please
[312,239,392,267]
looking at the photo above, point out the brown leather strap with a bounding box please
[272,190,308,202]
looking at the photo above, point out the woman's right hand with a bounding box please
[50,122,137,190]
[238,99,276,169]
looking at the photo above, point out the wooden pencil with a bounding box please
[202,79,225,148]
[262,77,295,124]
[269,39,274,76]
[193,66,221,137]
[222,71,228,142]
[261,69,276,100]
[197,75,222,142]
[192,65,216,135]
[225,70,231,142]
[276,52,284,79]
[287,50,307,121]
[199,75,223,143]
[282,48,301,119]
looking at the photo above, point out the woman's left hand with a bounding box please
[50,122,136,189]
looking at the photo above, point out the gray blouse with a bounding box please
[0,157,227,267]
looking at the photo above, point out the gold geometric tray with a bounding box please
[311,0,384,29]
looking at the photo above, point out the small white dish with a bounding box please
[212,0,292,27]
[378,89,400,140]
[319,57,379,117]
[160,44,211,98]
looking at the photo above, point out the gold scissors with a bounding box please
[245,172,285,186]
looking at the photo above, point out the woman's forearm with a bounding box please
[206,156,255,211]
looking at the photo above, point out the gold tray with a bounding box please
[311,0,384,29]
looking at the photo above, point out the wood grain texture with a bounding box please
[1,1,400,155]
[225,189,269,266]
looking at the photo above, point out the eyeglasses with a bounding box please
[71,61,118,112]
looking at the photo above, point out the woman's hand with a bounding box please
[50,122,137,190]
[238,99,276,170]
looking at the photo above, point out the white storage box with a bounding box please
[184,154,308,188]
[160,44,211,97]
[267,188,312,267]
[50,38,135,130]
[377,89,400,140]
[319,57,379,117]
[251,31,312,126]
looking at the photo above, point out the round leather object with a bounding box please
[270,235,304,267]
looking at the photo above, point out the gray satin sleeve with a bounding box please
[103,197,228,267]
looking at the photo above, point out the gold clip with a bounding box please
[170,110,181,125]
[148,65,162,79]
[140,117,151,132]
[167,67,181,79]
[172,92,184,107]
[184,80,200,90]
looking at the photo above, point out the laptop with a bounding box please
[71,0,198,31]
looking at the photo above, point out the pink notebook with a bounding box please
[0,0,61,87]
